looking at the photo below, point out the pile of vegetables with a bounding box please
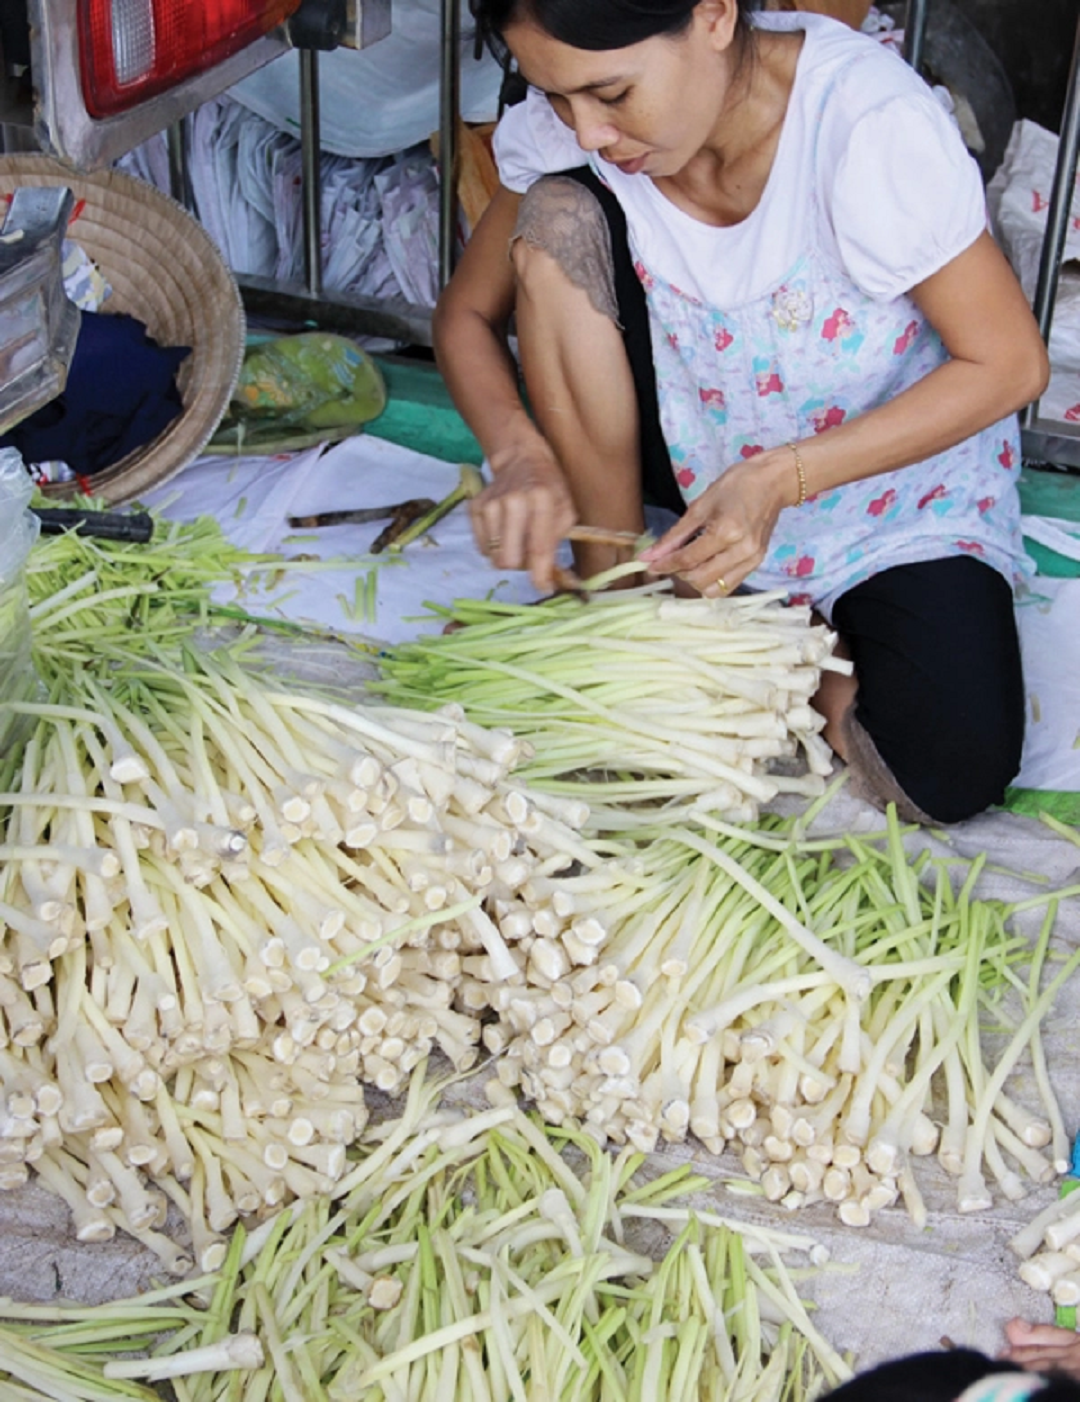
[1,522,625,1268]
[376,589,1080,1224]
[374,581,848,830]
[1011,1184,1080,1307]
[0,508,1077,1380]
[489,813,1080,1225]
[0,1079,852,1400]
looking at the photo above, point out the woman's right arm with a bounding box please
[432,185,577,589]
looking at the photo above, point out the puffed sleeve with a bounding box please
[492,86,589,193]
[826,92,988,301]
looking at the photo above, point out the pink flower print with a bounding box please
[714,325,734,353]
[893,321,919,355]
[699,387,726,413]
[976,496,995,514]
[821,307,865,355]
[811,404,846,433]
[917,484,948,510]
[957,541,985,555]
[998,440,1017,469]
[868,489,897,517]
[1065,403,1080,423]
[740,443,764,459]
[667,331,679,351]
[789,592,813,607]
[676,466,696,489]
[822,308,854,342]
[753,357,784,396]
[784,555,815,579]
[633,260,654,291]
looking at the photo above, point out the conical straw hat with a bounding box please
[0,153,244,504]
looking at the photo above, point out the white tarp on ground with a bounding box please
[2,437,1079,1375]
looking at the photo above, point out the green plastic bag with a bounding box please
[209,333,387,454]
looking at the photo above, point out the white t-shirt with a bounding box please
[492,10,988,307]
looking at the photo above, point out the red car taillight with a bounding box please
[78,0,301,117]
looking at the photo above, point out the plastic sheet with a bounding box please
[226,0,503,160]
[119,101,439,308]
[989,119,1080,375]
[0,446,42,761]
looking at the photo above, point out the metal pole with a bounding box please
[166,121,192,210]
[903,0,929,77]
[439,0,461,288]
[1021,11,1080,430]
[299,47,323,298]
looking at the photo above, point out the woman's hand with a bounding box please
[470,441,578,591]
[434,186,577,590]
[639,450,792,595]
[1001,1318,1080,1380]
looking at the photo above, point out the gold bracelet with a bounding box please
[787,441,807,507]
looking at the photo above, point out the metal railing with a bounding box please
[167,0,1080,471]
[171,0,934,349]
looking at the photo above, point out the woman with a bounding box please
[432,0,1050,824]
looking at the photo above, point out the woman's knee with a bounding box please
[510,176,620,322]
[852,685,1024,824]
[832,557,1025,825]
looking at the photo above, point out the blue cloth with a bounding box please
[1,311,190,476]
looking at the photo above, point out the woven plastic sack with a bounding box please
[0,447,42,761]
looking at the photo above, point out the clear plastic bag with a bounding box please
[0,446,42,763]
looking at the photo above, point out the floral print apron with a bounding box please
[635,212,1029,620]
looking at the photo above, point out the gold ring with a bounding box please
[487,536,501,551]
[716,576,727,593]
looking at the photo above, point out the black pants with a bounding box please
[559,167,1026,823]
[834,558,1024,822]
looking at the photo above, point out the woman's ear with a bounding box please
[693,0,741,53]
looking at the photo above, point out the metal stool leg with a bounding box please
[300,47,323,299]
[1020,11,1080,460]
[903,0,929,76]
[166,121,193,210]
[438,0,462,289]
[1030,13,1080,352]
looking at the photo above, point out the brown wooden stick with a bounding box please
[550,565,590,597]
[288,498,435,530]
[564,525,643,547]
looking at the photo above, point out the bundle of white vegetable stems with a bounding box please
[0,508,1074,1399]
[0,1069,854,1400]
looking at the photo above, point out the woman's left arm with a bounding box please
[803,229,1049,481]
[642,231,1050,594]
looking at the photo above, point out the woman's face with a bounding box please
[504,0,741,180]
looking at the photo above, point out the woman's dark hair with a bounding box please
[822,1348,1080,1402]
[472,0,753,63]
